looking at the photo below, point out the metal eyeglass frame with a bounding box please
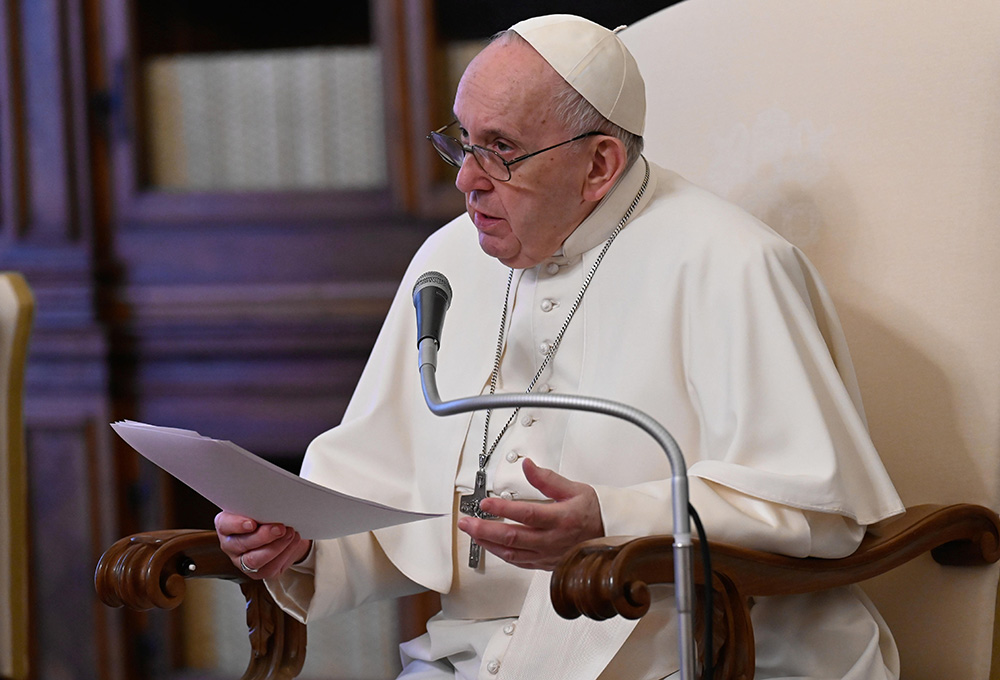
[426,121,602,182]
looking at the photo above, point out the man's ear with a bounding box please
[582,136,628,202]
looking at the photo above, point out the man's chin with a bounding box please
[478,238,525,269]
[477,231,548,268]
[485,250,539,270]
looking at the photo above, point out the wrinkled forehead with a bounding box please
[453,40,566,138]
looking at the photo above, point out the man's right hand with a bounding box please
[215,511,312,581]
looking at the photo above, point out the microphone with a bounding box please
[412,271,452,349]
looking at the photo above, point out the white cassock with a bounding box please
[266,158,905,679]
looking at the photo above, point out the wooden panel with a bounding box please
[0,0,119,674]
[18,0,91,241]
[402,0,466,219]
[22,412,123,680]
[0,1,26,238]
[112,219,435,286]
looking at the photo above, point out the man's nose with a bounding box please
[455,151,493,194]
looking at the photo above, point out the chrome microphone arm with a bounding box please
[417,337,697,680]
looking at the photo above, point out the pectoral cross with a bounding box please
[460,470,500,568]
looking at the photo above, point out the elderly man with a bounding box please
[216,14,903,680]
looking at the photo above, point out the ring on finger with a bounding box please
[239,553,259,574]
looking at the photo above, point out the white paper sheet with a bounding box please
[111,420,441,539]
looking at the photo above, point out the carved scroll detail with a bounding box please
[96,529,306,680]
[551,504,1000,680]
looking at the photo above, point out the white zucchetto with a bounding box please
[509,14,646,136]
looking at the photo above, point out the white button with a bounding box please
[539,341,551,355]
[545,262,560,275]
[500,490,513,500]
[487,660,501,674]
[539,383,553,393]
[540,299,555,312]
[503,622,516,636]
[505,450,519,463]
[520,414,534,427]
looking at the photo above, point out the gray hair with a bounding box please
[491,29,644,169]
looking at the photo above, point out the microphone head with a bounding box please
[412,270,452,308]
[412,271,452,348]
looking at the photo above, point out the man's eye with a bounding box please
[493,141,515,156]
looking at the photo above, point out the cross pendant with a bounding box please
[460,470,500,568]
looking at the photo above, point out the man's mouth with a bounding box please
[471,209,503,231]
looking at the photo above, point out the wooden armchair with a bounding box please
[1,272,34,680]
[97,0,1000,678]
[94,504,1000,679]
[95,529,306,680]
[551,504,1000,679]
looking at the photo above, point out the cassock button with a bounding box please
[540,298,555,312]
[539,341,552,355]
[505,450,519,463]
[487,660,501,675]
[503,622,516,636]
[545,262,560,275]
[500,490,513,500]
[520,414,534,427]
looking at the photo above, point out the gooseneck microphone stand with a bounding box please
[413,272,696,680]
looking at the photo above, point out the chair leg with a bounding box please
[696,576,754,680]
[240,580,307,680]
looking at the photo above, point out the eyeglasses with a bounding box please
[426,121,602,182]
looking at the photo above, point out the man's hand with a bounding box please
[457,458,604,570]
[215,511,312,581]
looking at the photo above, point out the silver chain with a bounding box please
[478,158,650,470]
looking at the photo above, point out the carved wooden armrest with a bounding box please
[95,529,306,680]
[550,503,1000,680]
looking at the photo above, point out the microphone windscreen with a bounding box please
[413,271,452,348]
[412,271,452,306]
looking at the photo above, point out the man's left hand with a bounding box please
[457,458,604,570]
